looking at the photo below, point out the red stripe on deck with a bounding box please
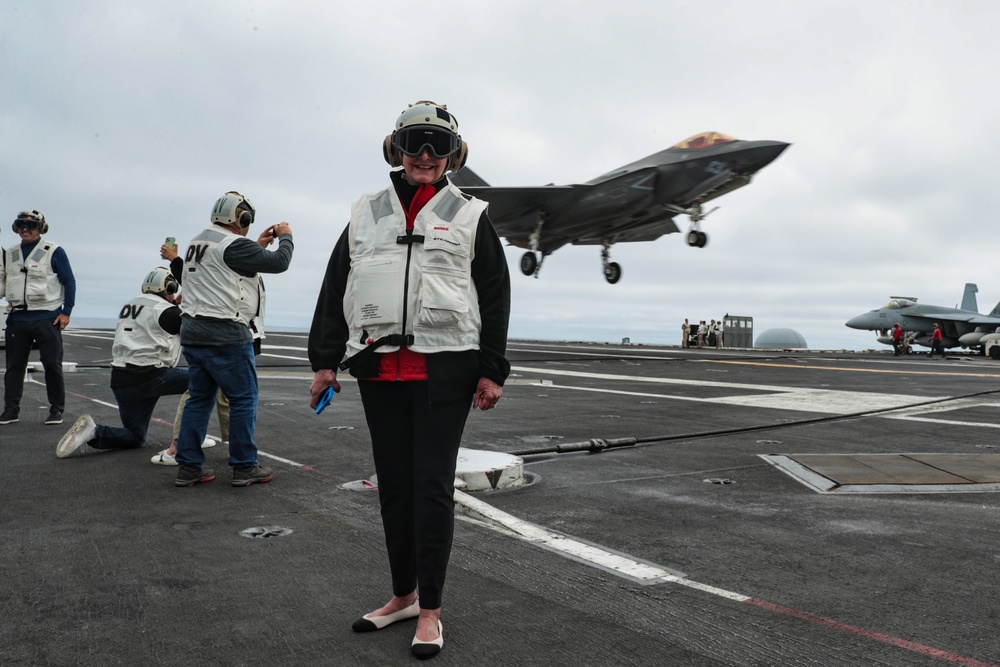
[746,598,998,667]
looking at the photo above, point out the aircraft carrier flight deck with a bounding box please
[2,331,999,666]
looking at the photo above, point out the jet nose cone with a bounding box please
[741,140,792,171]
[845,315,870,330]
[758,141,791,164]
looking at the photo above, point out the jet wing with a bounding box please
[904,312,1000,326]
[571,211,680,245]
[905,312,978,323]
[457,185,581,223]
[453,182,584,250]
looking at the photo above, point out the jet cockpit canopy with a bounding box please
[884,297,918,309]
[671,132,737,150]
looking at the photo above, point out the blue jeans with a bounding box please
[92,368,190,449]
[175,343,258,469]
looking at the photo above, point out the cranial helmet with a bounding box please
[141,267,179,296]
[210,191,255,228]
[12,209,48,234]
[384,100,468,173]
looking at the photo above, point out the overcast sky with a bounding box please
[4,1,998,350]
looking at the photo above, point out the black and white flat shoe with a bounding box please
[351,601,420,633]
[411,620,443,659]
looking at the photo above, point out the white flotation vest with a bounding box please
[180,226,261,326]
[3,240,65,311]
[111,294,181,368]
[343,182,487,359]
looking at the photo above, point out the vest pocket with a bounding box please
[417,264,469,327]
[354,258,401,326]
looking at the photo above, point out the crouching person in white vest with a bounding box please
[56,268,190,458]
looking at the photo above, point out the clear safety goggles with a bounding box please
[392,126,459,158]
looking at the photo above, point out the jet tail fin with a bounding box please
[960,283,979,312]
[988,301,1000,318]
[449,167,490,188]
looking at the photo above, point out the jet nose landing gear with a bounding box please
[604,261,622,284]
[600,242,622,284]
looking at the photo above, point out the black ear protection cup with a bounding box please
[213,192,255,228]
[383,134,403,168]
[141,267,178,297]
[226,190,254,228]
[448,140,469,173]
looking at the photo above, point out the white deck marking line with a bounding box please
[258,353,313,361]
[454,489,698,588]
[713,358,1000,378]
[61,383,120,409]
[883,416,1000,429]
[512,365,770,390]
[879,398,1000,428]
[509,348,681,361]
[512,365,942,415]
[258,451,305,467]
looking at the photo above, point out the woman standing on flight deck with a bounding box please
[307,100,511,660]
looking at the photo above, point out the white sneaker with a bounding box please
[56,415,97,459]
[201,436,216,448]
[150,449,178,466]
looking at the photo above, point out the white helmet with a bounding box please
[141,267,179,296]
[384,100,468,172]
[210,191,255,228]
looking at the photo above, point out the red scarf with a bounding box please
[405,183,435,230]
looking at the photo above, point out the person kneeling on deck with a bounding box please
[56,268,193,458]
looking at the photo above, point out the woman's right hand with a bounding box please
[309,369,341,409]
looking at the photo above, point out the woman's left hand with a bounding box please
[472,377,502,411]
[309,369,341,409]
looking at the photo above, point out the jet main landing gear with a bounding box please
[520,211,548,278]
[686,230,708,247]
[520,251,538,276]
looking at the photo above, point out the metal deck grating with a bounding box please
[760,453,1000,494]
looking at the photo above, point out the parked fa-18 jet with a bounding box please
[845,283,1000,350]
[450,132,790,284]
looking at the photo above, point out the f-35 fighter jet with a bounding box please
[450,132,790,284]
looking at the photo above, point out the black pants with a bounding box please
[358,380,471,610]
[4,318,65,412]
